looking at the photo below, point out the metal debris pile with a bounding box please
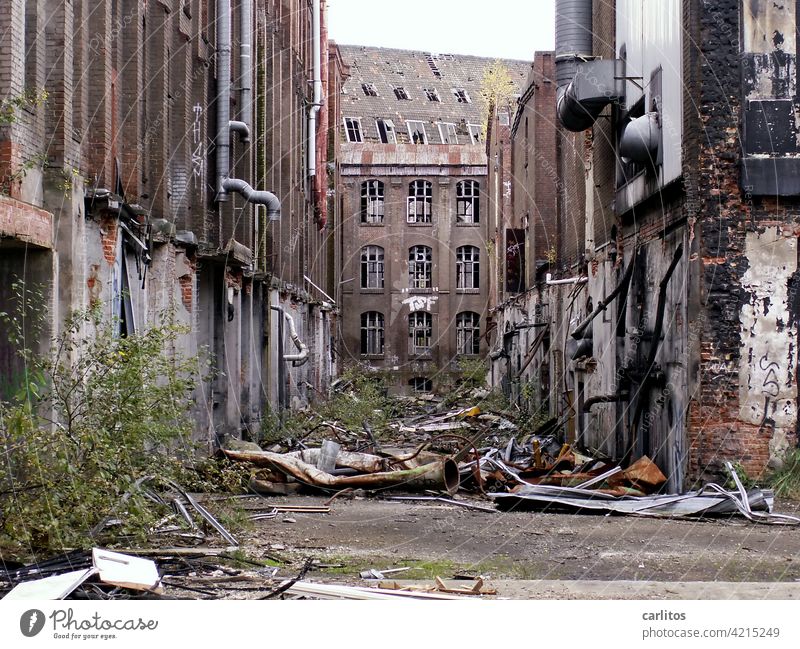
[222,396,800,526]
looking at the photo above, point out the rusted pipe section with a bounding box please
[223,449,460,495]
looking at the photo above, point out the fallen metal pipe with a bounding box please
[285,448,388,474]
[223,449,460,495]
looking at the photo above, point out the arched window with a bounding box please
[456,312,480,355]
[408,311,433,356]
[361,180,385,223]
[360,311,384,355]
[407,180,432,223]
[409,245,433,289]
[456,180,480,223]
[456,246,480,290]
[360,245,385,289]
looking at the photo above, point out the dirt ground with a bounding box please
[203,493,800,599]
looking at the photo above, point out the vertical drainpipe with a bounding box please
[315,0,329,229]
[216,0,232,202]
[308,0,323,179]
[240,0,252,134]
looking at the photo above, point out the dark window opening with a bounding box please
[407,180,432,223]
[456,180,480,223]
[506,228,526,293]
[409,245,433,288]
[360,180,385,223]
[394,86,410,100]
[456,245,480,289]
[409,311,433,356]
[409,377,433,392]
[456,312,480,355]
[360,311,385,355]
[360,245,385,289]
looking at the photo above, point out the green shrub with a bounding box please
[0,297,203,554]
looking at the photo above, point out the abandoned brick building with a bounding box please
[336,45,529,394]
[489,0,800,489]
[0,0,345,446]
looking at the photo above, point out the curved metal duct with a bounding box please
[619,112,661,166]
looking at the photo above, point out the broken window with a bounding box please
[408,245,433,289]
[394,86,410,100]
[344,117,363,143]
[498,111,510,126]
[407,120,428,144]
[467,123,483,144]
[425,88,441,102]
[407,180,432,223]
[438,122,458,145]
[409,377,433,393]
[453,88,471,103]
[360,245,385,289]
[408,311,433,356]
[456,180,480,223]
[360,311,385,355]
[361,180,385,224]
[362,82,379,97]
[425,53,442,78]
[456,312,480,355]
[376,118,397,144]
[456,245,480,289]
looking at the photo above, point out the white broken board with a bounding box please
[92,548,162,593]
[3,567,97,600]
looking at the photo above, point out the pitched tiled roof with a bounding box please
[338,45,531,145]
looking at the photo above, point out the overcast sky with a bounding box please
[327,0,555,61]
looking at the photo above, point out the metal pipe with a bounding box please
[215,0,232,202]
[229,120,250,142]
[546,273,588,286]
[240,0,252,135]
[582,392,630,413]
[307,0,323,178]
[222,178,280,220]
[270,305,309,366]
[555,0,593,87]
[571,258,635,339]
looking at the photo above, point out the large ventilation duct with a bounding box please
[555,0,624,132]
[555,0,593,88]
[619,112,661,166]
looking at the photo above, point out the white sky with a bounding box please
[327,0,556,61]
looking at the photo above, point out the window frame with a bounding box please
[394,86,411,100]
[456,245,480,290]
[360,311,385,356]
[456,180,480,224]
[456,312,481,356]
[453,88,471,103]
[407,120,428,145]
[360,245,385,289]
[407,180,433,224]
[409,377,433,393]
[408,311,433,356]
[360,180,385,224]
[424,88,441,102]
[344,116,364,143]
[408,245,433,289]
[437,122,458,145]
[375,118,397,144]
[362,82,379,97]
[467,123,483,144]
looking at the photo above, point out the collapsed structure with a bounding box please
[489,0,800,489]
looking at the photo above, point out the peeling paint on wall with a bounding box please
[739,227,798,461]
